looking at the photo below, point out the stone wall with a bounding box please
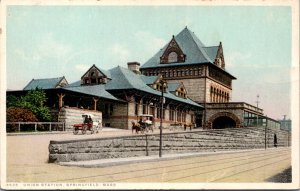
[49,127,291,163]
[167,78,206,103]
[104,103,128,129]
[206,78,232,102]
[58,107,102,131]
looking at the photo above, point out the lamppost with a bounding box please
[159,80,167,158]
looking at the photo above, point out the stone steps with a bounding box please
[49,126,291,163]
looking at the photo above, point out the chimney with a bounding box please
[127,62,141,74]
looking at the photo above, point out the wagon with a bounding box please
[137,114,154,133]
[73,114,102,135]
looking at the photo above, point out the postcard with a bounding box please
[1,0,299,190]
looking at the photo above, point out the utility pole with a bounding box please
[256,94,259,127]
[283,115,287,130]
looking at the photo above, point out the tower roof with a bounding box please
[141,27,220,69]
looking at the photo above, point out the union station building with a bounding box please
[7,27,280,130]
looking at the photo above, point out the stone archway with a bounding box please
[206,112,241,129]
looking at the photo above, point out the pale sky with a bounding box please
[6,5,292,120]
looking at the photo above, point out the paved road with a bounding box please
[6,131,291,183]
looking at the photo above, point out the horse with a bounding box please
[93,120,102,133]
[184,123,194,131]
[131,121,143,134]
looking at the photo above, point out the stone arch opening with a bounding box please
[213,116,236,129]
[206,112,241,129]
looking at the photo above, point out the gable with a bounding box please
[81,65,109,85]
[160,36,186,64]
[56,77,68,88]
[214,42,225,69]
[173,82,187,99]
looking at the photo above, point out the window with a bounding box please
[177,111,182,122]
[110,104,113,115]
[135,103,139,115]
[157,108,161,119]
[169,110,175,121]
[91,78,96,84]
[143,104,147,114]
[150,106,155,116]
[168,52,178,63]
[156,108,165,119]
[182,113,186,122]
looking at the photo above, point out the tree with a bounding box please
[7,88,51,121]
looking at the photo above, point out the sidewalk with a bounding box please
[58,147,286,168]
[6,127,128,136]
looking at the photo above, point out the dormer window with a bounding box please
[168,52,178,63]
[176,86,187,99]
[160,37,185,64]
[152,78,167,92]
[81,65,109,85]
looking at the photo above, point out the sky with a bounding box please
[6,5,292,120]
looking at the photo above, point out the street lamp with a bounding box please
[159,80,167,158]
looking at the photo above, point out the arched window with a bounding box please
[168,52,178,63]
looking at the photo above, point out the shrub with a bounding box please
[6,107,38,132]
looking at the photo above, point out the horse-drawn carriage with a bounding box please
[132,114,154,134]
[73,114,102,135]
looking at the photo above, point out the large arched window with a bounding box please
[168,52,178,63]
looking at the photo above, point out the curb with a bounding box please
[58,147,289,168]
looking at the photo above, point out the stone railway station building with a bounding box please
[7,27,280,130]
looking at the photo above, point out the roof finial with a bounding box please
[185,26,187,29]
[172,35,175,38]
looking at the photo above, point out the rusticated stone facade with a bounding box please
[58,107,102,131]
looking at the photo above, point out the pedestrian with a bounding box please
[274,133,278,148]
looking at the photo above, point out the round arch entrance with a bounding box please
[213,116,236,129]
[206,112,241,129]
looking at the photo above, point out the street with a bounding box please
[6,130,291,183]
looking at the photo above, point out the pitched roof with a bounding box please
[23,77,67,90]
[63,84,120,101]
[203,46,219,62]
[105,66,149,90]
[105,66,202,108]
[167,83,180,92]
[141,27,218,69]
[140,75,158,85]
